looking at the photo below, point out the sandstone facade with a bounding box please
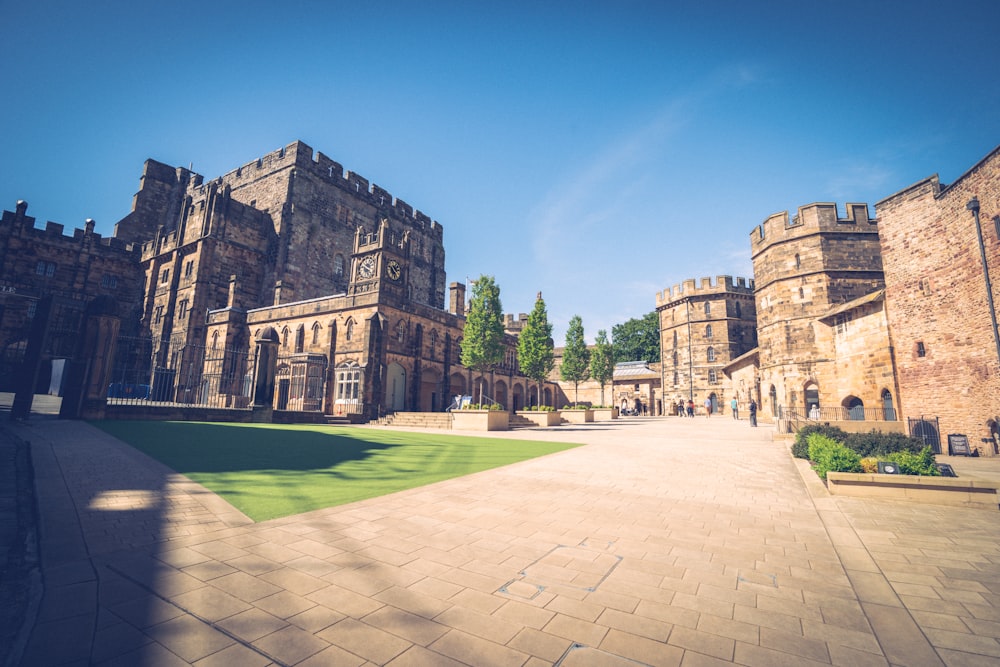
[750,203,888,422]
[876,146,1000,454]
[655,276,757,414]
[0,201,144,390]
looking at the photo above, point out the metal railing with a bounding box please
[776,405,898,434]
[108,335,256,410]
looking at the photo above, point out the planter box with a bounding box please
[451,409,509,431]
[561,409,594,424]
[592,408,617,421]
[516,410,562,427]
[827,472,999,509]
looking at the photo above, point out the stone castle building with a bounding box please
[107,140,543,418]
[749,203,892,423]
[876,145,1000,453]
[0,201,145,395]
[655,276,758,414]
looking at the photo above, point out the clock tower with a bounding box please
[348,218,409,301]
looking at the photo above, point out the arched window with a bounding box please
[704,302,711,316]
[312,322,321,346]
[709,369,718,384]
[210,331,219,351]
[672,330,678,347]
[334,254,345,277]
[295,325,305,353]
[673,371,679,385]
[706,346,716,362]
[705,324,713,339]
[396,320,406,342]
[345,318,355,341]
[795,253,801,269]
[281,327,289,348]
[672,351,678,366]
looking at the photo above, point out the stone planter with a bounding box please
[592,408,617,421]
[451,409,509,431]
[560,409,594,424]
[516,410,562,427]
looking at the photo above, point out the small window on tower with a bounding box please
[916,341,926,357]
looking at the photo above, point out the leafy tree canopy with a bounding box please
[589,328,614,395]
[517,293,555,384]
[560,315,590,404]
[612,311,660,364]
[460,275,505,375]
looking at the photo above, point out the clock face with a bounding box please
[387,260,402,281]
[358,256,376,279]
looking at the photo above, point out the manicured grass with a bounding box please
[92,421,580,521]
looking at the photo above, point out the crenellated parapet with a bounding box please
[656,275,755,308]
[750,202,876,255]
[2,201,140,257]
[211,141,444,240]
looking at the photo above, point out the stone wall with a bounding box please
[655,275,757,412]
[876,146,1000,454]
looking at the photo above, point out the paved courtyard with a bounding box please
[2,413,999,666]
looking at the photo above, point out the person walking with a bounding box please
[749,398,757,427]
[686,400,694,417]
[730,397,739,419]
[704,397,712,416]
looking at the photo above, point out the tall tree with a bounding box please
[612,311,660,363]
[460,275,505,405]
[589,328,614,406]
[516,292,555,407]
[560,315,590,406]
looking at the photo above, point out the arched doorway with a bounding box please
[420,367,441,412]
[494,380,509,411]
[512,383,524,411]
[843,396,864,420]
[386,362,406,411]
[804,382,819,417]
[881,389,896,420]
[708,392,718,415]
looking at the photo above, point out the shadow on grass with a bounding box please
[93,421,399,473]
[91,420,580,521]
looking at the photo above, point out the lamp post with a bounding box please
[967,197,1000,367]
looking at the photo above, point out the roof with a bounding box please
[614,361,660,380]
[819,289,885,322]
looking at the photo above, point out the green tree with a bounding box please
[460,275,505,405]
[589,328,614,406]
[560,315,590,406]
[516,292,555,407]
[612,311,660,363]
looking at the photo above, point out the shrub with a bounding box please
[842,431,927,458]
[860,457,879,473]
[808,433,862,479]
[883,447,940,476]
[793,423,849,459]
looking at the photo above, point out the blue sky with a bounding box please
[3,1,999,342]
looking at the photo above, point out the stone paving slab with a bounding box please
[2,414,999,666]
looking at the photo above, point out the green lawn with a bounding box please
[92,421,580,521]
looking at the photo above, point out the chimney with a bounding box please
[449,282,466,318]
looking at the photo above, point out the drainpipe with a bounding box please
[967,197,1000,367]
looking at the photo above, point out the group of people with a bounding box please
[675,397,758,426]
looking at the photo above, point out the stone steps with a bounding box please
[378,412,454,429]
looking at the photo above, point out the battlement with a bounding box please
[656,275,755,307]
[213,140,443,240]
[751,202,876,252]
[504,313,529,331]
[2,201,140,257]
